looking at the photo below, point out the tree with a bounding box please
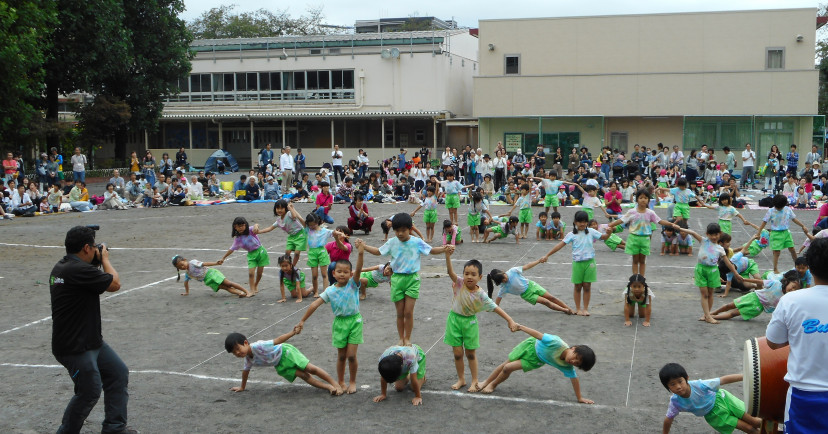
[818,5,828,118]
[188,4,341,39]
[77,95,131,150]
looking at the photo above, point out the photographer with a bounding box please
[50,226,136,434]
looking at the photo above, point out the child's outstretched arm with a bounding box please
[429,244,454,255]
[231,369,250,392]
[361,240,381,256]
[256,223,276,234]
[295,298,325,332]
[492,307,518,332]
[791,217,810,232]
[516,323,544,339]
[445,248,458,282]
[522,256,547,272]
[354,241,365,277]
[754,220,767,238]
[272,327,299,345]
[218,248,235,264]
[607,217,625,229]
[677,227,703,242]
[721,255,743,283]
[718,373,743,386]
[543,241,567,259]
[200,261,221,267]
[410,203,423,216]
[570,377,593,404]
[288,203,306,226]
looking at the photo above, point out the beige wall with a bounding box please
[479,117,604,155]
[603,117,684,153]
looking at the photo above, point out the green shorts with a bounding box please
[520,281,547,305]
[283,270,306,291]
[703,389,746,434]
[246,245,270,268]
[605,233,623,251]
[490,225,508,239]
[508,337,545,372]
[332,313,364,348]
[274,343,310,383]
[571,258,597,284]
[360,271,379,288]
[390,272,420,302]
[742,259,759,279]
[443,311,480,349]
[734,292,764,321]
[624,234,651,256]
[718,219,732,235]
[423,209,438,224]
[445,193,460,209]
[398,344,426,381]
[748,241,762,257]
[582,207,594,221]
[306,246,331,267]
[694,263,720,288]
[467,212,481,227]
[544,194,560,208]
[769,230,794,251]
[519,208,532,224]
[673,202,690,219]
[203,268,225,292]
[286,231,307,251]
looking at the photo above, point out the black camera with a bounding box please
[86,225,105,267]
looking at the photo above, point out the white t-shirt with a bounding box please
[742,150,756,167]
[280,153,294,171]
[766,285,828,391]
[331,151,343,166]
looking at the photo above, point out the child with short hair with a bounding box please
[607,189,678,276]
[504,184,533,238]
[536,211,550,240]
[410,185,438,242]
[361,213,453,346]
[442,171,471,226]
[482,215,521,244]
[380,214,424,241]
[442,219,463,246]
[701,192,758,235]
[313,181,335,224]
[477,323,595,404]
[718,238,763,297]
[657,178,695,226]
[661,226,679,256]
[224,329,343,395]
[466,191,491,243]
[172,255,251,297]
[799,227,828,254]
[358,262,393,300]
[547,211,566,240]
[277,254,310,302]
[256,200,306,267]
[588,220,626,252]
[754,194,810,273]
[575,184,610,221]
[488,257,574,314]
[303,212,344,297]
[530,171,573,214]
[373,344,427,406]
[623,274,653,327]
[218,217,269,295]
[711,270,800,321]
[659,363,760,433]
[295,244,365,394]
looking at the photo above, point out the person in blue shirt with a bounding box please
[786,144,799,176]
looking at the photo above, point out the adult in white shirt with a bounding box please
[331,144,344,184]
[70,147,87,183]
[741,143,756,188]
[357,149,370,179]
[492,149,508,192]
[441,146,453,171]
[805,145,821,166]
[477,154,494,181]
[280,146,295,191]
[187,176,204,200]
[411,162,428,191]
[11,186,35,214]
[765,239,828,432]
[669,146,684,169]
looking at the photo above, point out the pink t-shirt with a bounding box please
[604,191,622,213]
[316,192,333,214]
[815,203,828,227]
[325,240,352,261]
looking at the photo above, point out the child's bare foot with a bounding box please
[403,339,412,347]
[576,310,586,316]
[359,294,366,300]
[467,382,481,393]
[331,385,344,396]
[277,298,286,303]
[642,321,651,327]
[398,338,405,346]
[295,298,302,303]
[624,320,632,327]
[480,384,496,394]
[313,294,321,298]
[659,252,665,256]
[670,253,678,256]
[346,383,357,394]
[583,310,590,316]
[451,380,466,390]
[698,315,706,321]
[704,316,719,324]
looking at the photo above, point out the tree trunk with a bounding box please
[45,80,59,149]
[114,127,128,164]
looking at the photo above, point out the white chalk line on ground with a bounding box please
[624,319,639,407]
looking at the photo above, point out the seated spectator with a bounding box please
[109,169,126,197]
[27,182,42,205]
[207,172,221,196]
[12,185,37,215]
[47,184,63,212]
[197,170,209,193]
[65,180,93,212]
[242,177,259,201]
[263,176,280,200]
[188,176,204,200]
[101,183,128,210]
[233,175,247,195]
[169,184,186,205]
[125,173,144,204]
[335,177,355,202]
[155,174,170,201]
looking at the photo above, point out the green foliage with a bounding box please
[819,5,828,118]
[77,95,131,147]
[392,18,439,32]
[188,4,341,39]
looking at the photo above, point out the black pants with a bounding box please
[333,165,345,184]
[494,168,506,192]
[54,342,129,434]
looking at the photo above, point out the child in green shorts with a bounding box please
[295,245,365,394]
[256,200,306,268]
[374,344,427,406]
[358,262,393,300]
[607,189,678,276]
[659,363,760,433]
[754,194,810,273]
[303,212,345,297]
[504,184,534,239]
[711,270,800,321]
[487,256,574,314]
[466,191,492,243]
[224,329,343,395]
[362,213,453,346]
[701,192,759,235]
[589,220,627,252]
[442,171,472,226]
[277,255,310,302]
[410,186,439,242]
[442,220,463,246]
[482,216,520,244]
[530,171,573,214]
[443,250,518,392]
[477,323,595,404]
[217,217,269,295]
[656,178,695,227]
[623,274,653,327]
[173,255,251,297]
[575,184,610,222]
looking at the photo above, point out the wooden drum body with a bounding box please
[743,336,790,422]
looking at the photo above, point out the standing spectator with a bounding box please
[740,144,756,188]
[764,151,780,193]
[129,151,140,175]
[806,145,821,166]
[598,147,612,180]
[14,151,25,184]
[722,147,736,174]
[331,144,344,184]
[419,145,431,165]
[511,149,526,177]
[50,226,135,434]
[630,144,645,173]
[46,154,60,186]
[36,152,49,190]
[579,147,592,168]
[533,144,546,173]
[51,147,64,181]
[159,153,173,179]
[260,143,274,173]
[294,147,306,177]
[109,169,125,198]
[669,146,685,170]
[551,148,564,179]
[142,151,156,187]
[71,147,87,183]
[398,148,407,171]
[493,149,508,193]
[357,149,369,179]
[684,150,699,181]
[478,153,493,186]
[412,162,428,191]
[280,146,294,192]
[786,144,799,176]
[441,146,453,171]
[174,147,188,170]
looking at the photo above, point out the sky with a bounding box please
[179,0,821,28]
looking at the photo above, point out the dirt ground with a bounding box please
[0,192,817,433]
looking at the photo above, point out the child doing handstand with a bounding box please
[172,255,251,297]
[488,257,574,314]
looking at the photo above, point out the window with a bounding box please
[328,48,340,54]
[310,48,322,55]
[415,129,425,144]
[505,55,520,75]
[766,48,784,69]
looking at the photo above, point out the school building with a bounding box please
[474,8,823,166]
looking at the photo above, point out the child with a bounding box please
[295,244,365,394]
[172,255,251,297]
[277,254,310,302]
[607,189,678,276]
[482,215,521,244]
[544,211,611,316]
[325,227,353,284]
[217,217,269,295]
[711,270,800,321]
[224,329,343,395]
[373,344,427,406]
[358,262,393,300]
[547,211,566,240]
[504,184,533,238]
[755,194,810,273]
[314,181,334,224]
[719,239,763,297]
[677,224,742,324]
[444,251,518,392]
[362,213,453,346]
[623,274,653,327]
[477,323,595,404]
[800,227,828,254]
[256,200,306,267]
[38,196,50,213]
[442,170,470,226]
[488,257,574,314]
[661,226,679,256]
[659,363,761,433]
[530,171,571,214]
[738,229,769,258]
[442,219,463,246]
[380,214,425,242]
[536,211,551,240]
[410,186,438,242]
[657,178,695,226]
[589,220,626,252]
[701,193,758,235]
[466,191,491,243]
[795,186,808,208]
[303,212,344,297]
[575,184,610,221]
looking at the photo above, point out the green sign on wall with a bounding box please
[504,133,522,152]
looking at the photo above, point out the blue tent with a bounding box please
[203,149,239,174]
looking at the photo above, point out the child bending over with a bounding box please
[358,262,392,300]
[622,274,653,327]
[488,257,574,314]
[277,255,310,302]
[172,255,251,297]
[711,270,800,321]
[373,344,427,406]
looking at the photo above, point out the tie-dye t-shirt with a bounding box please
[444,180,463,194]
[621,208,661,236]
[725,252,751,281]
[670,187,695,204]
[272,213,304,235]
[306,227,333,248]
[666,378,720,418]
[534,334,577,378]
[497,267,530,297]
[516,194,532,210]
[379,345,419,376]
[451,277,497,316]
[422,195,438,210]
[469,199,488,215]
[755,279,785,313]
[697,239,725,266]
[541,179,563,195]
[230,233,263,252]
[319,278,360,317]
[562,228,603,262]
[370,265,392,284]
[185,259,208,281]
[378,236,432,274]
[581,196,602,210]
[718,205,739,221]
[242,340,283,371]
[762,207,796,231]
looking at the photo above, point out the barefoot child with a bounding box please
[622,274,653,327]
[466,191,491,243]
[607,189,678,276]
[358,262,392,300]
[380,215,424,241]
[544,211,610,316]
[536,212,551,240]
[657,178,695,227]
[295,245,365,394]
[277,255,310,302]
[718,238,763,297]
[217,217,268,295]
[362,213,452,345]
[589,220,626,252]
[488,257,574,314]
[575,184,610,222]
[373,344,427,406]
[477,323,595,404]
[442,219,463,246]
[410,186,438,242]
[701,192,759,235]
[444,251,518,392]
[173,255,251,297]
[303,212,344,297]
[711,270,800,321]
[547,211,566,240]
[482,216,520,244]
[754,194,810,273]
[659,363,760,433]
[661,225,679,256]
[504,184,533,238]
[442,170,471,226]
[224,329,343,396]
[530,171,572,214]
[256,200,306,267]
